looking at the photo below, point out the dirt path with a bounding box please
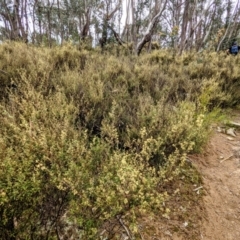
[191,121,240,240]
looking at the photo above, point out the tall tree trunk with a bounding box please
[56,0,63,44]
[46,0,53,47]
[179,0,190,53]
[15,0,28,42]
[136,0,167,55]
[81,8,91,40]
[217,0,240,51]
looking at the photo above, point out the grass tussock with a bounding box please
[0,42,238,239]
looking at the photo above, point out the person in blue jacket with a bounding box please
[229,41,240,55]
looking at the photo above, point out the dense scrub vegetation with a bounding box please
[0,42,239,239]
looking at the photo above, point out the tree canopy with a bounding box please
[1,0,240,53]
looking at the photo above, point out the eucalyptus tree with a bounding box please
[1,0,240,53]
[159,0,240,52]
[217,0,240,51]
[0,0,28,41]
[119,0,168,54]
[135,0,167,55]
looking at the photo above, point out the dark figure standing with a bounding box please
[229,41,240,55]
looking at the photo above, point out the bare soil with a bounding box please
[191,123,240,240]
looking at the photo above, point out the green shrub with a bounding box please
[0,42,237,239]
